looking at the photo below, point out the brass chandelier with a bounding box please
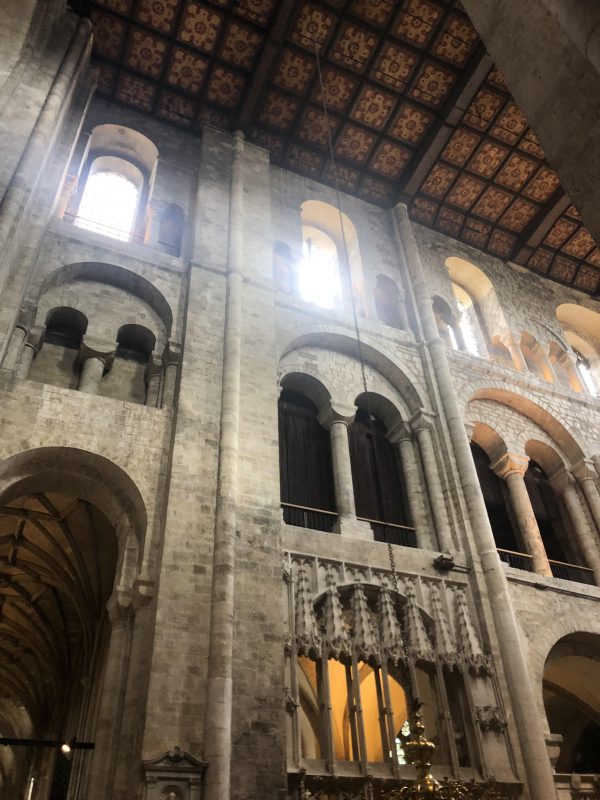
[381,711,509,800]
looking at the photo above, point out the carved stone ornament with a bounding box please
[429,584,460,671]
[321,568,351,660]
[295,560,322,658]
[476,705,508,733]
[142,746,207,800]
[455,589,491,675]
[377,586,405,665]
[403,581,434,664]
[351,583,380,665]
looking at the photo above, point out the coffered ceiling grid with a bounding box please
[80,0,600,294]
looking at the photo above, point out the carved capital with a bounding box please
[317,401,356,429]
[25,325,44,352]
[548,468,576,495]
[490,451,529,479]
[410,410,436,434]
[163,340,182,367]
[572,458,598,484]
[77,337,117,369]
[387,420,412,445]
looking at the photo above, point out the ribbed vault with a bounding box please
[0,492,117,795]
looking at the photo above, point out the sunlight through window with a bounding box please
[76,171,139,241]
[576,353,599,397]
[457,298,481,356]
[299,237,341,309]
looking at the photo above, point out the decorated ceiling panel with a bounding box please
[79,0,600,294]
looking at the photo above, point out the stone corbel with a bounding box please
[387,420,412,445]
[476,705,507,733]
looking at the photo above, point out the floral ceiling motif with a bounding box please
[85,0,600,294]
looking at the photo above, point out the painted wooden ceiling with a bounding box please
[80,0,600,294]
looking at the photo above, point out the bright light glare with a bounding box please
[457,299,481,356]
[299,239,341,310]
[60,742,71,754]
[76,171,138,241]
[577,357,599,397]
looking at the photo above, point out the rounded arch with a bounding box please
[0,446,147,542]
[525,439,566,477]
[354,391,404,432]
[35,262,173,335]
[464,384,586,465]
[278,371,331,411]
[280,330,425,415]
[557,303,600,341]
[469,421,507,460]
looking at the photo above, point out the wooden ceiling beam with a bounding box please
[398,46,492,201]
[236,0,297,131]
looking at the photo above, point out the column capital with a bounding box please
[548,467,576,495]
[317,402,356,429]
[410,410,436,434]
[77,337,117,369]
[25,325,44,353]
[572,458,599,483]
[163,339,182,367]
[394,201,409,217]
[387,420,412,444]
[490,451,530,479]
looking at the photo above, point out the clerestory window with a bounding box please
[76,159,141,241]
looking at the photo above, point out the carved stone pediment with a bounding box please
[142,747,207,800]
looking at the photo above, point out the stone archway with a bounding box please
[543,632,600,774]
[0,447,147,800]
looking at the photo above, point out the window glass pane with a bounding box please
[76,171,138,241]
[299,234,341,309]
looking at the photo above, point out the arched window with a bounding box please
[432,296,459,350]
[470,443,520,553]
[99,324,155,405]
[348,408,414,546]
[299,227,341,309]
[28,307,88,389]
[452,283,482,356]
[63,125,159,244]
[278,389,336,532]
[374,275,404,329]
[158,203,185,256]
[575,350,599,396]
[76,157,141,241]
[299,201,366,315]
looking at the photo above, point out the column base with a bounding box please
[334,517,374,541]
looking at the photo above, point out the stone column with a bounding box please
[411,412,453,552]
[144,354,162,407]
[160,341,181,407]
[549,469,600,585]
[86,598,132,800]
[318,403,372,541]
[203,130,244,800]
[393,203,558,800]
[56,173,78,220]
[491,452,552,575]
[77,340,116,395]
[503,332,528,373]
[15,339,37,379]
[534,341,558,383]
[574,459,600,537]
[557,351,584,392]
[388,422,431,549]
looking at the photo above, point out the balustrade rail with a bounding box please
[497,548,595,585]
[358,516,418,548]
[281,502,337,533]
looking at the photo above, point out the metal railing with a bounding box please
[357,516,418,548]
[497,548,596,585]
[281,502,337,533]
[549,558,595,585]
[497,548,534,571]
